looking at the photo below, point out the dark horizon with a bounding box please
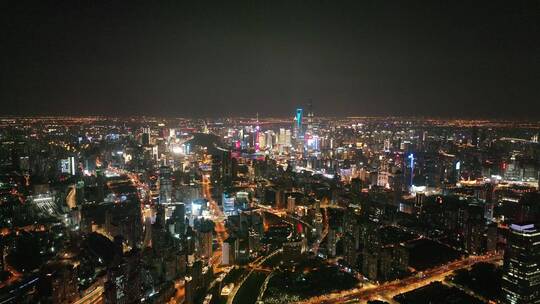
[1,1,539,118]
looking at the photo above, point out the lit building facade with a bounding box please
[502,223,540,304]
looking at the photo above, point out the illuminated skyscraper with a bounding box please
[159,165,173,204]
[296,108,303,130]
[222,237,238,265]
[141,127,151,145]
[198,220,214,260]
[287,195,295,213]
[407,153,415,189]
[264,130,274,149]
[60,156,77,175]
[293,108,303,140]
[304,101,320,152]
[211,148,232,192]
[279,128,292,148]
[172,202,186,238]
[502,223,540,304]
[305,101,313,134]
[222,192,236,215]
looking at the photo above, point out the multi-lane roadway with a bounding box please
[299,253,502,304]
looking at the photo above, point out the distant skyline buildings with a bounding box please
[2,114,540,303]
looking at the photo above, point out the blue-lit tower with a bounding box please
[407,153,415,189]
[293,108,304,151]
[296,108,303,130]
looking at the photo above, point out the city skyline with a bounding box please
[1,2,540,304]
[0,114,539,303]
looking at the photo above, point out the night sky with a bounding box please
[1,1,539,118]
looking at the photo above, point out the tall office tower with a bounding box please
[486,222,498,252]
[236,191,250,209]
[60,156,77,175]
[283,235,306,265]
[502,223,540,304]
[143,217,152,248]
[38,262,78,304]
[96,169,106,203]
[155,203,166,230]
[313,213,323,241]
[199,230,213,260]
[293,108,303,140]
[257,132,265,150]
[471,126,479,147]
[406,153,415,190]
[484,183,495,221]
[342,232,357,267]
[327,228,337,257]
[222,237,239,265]
[361,222,381,281]
[159,165,173,204]
[172,202,186,238]
[278,128,286,146]
[344,210,360,250]
[383,138,391,152]
[222,192,236,215]
[306,101,314,134]
[284,129,292,147]
[287,196,296,213]
[211,148,232,190]
[198,220,214,260]
[275,189,286,209]
[264,130,274,149]
[304,101,319,152]
[248,228,262,253]
[142,127,151,145]
[104,250,142,304]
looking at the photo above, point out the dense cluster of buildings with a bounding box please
[0,113,539,303]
